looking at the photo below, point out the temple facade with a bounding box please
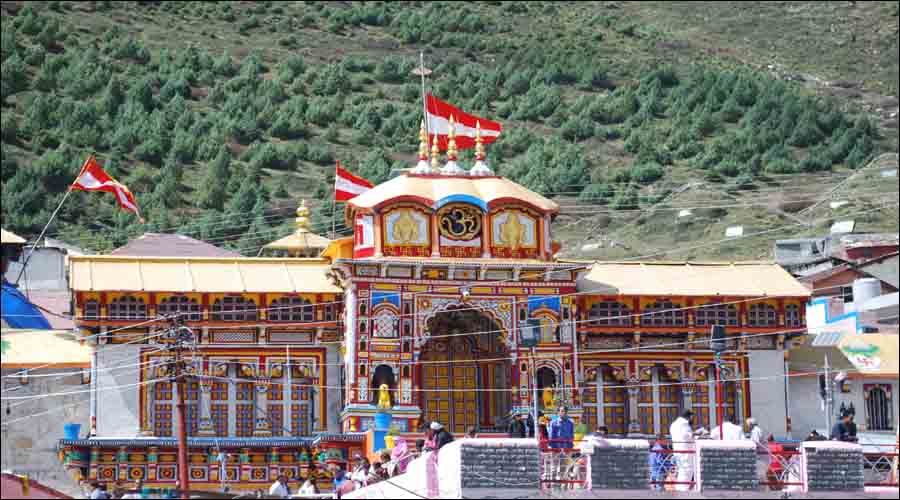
[58,126,812,493]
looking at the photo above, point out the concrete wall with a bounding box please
[695,440,758,492]
[748,350,788,438]
[802,441,864,492]
[589,439,649,490]
[789,375,899,439]
[96,345,143,437]
[4,248,68,291]
[325,344,342,432]
[0,368,89,497]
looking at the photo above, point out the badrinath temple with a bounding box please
[58,125,811,493]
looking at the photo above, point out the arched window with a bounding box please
[785,304,802,328]
[158,295,201,322]
[83,300,100,320]
[269,297,314,322]
[748,304,777,327]
[589,300,633,326]
[373,309,399,338]
[695,303,739,327]
[641,300,686,327]
[211,297,258,322]
[865,385,894,431]
[108,296,147,320]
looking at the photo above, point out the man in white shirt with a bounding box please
[268,474,290,498]
[669,410,697,492]
[711,419,745,441]
[747,418,770,488]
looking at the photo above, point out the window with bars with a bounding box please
[641,300,686,327]
[747,304,777,327]
[268,404,285,436]
[865,385,894,431]
[210,404,229,437]
[236,404,255,437]
[324,304,335,322]
[158,295,202,321]
[785,304,802,328]
[589,301,633,326]
[83,300,100,320]
[269,297,314,322]
[211,297,258,322]
[153,382,174,436]
[695,303,739,327]
[109,296,147,320]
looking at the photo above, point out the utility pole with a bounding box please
[166,317,195,500]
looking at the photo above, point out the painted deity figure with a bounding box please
[542,385,555,410]
[377,384,392,409]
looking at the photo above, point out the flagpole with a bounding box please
[332,161,339,240]
[13,155,92,286]
[414,52,433,142]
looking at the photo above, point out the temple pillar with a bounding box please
[682,379,695,413]
[147,447,159,481]
[626,380,641,436]
[374,213,384,258]
[481,212,491,258]
[268,447,280,481]
[254,382,272,437]
[89,447,100,480]
[141,379,156,436]
[197,381,215,437]
[117,446,128,482]
[240,448,251,482]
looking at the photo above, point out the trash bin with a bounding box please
[63,423,81,440]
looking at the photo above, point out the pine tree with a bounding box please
[198,148,231,210]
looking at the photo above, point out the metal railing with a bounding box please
[864,451,899,488]
[539,438,588,490]
[758,444,803,491]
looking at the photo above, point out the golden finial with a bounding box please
[447,115,458,161]
[296,200,310,233]
[430,133,440,170]
[475,121,486,161]
[418,120,428,160]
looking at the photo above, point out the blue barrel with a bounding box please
[63,423,81,440]
[374,412,392,431]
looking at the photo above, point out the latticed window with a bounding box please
[641,300,686,327]
[268,297,314,322]
[785,304,803,328]
[695,303,739,327]
[210,404,228,437]
[589,300,633,326]
[153,382,174,437]
[158,295,202,321]
[268,405,284,437]
[748,304,777,327]
[211,297,258,321]
[865,385,894,431]
[236,404,255,437]
[109,296,147,320]
[83,300,100,320]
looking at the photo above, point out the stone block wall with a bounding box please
[589,438,650,490]
[802,441,864,492]
[695,440,759,491]
[457,439,541,489]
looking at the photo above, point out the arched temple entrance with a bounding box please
[420,309,511,434]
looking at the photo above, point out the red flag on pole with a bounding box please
[71,156,144,222]
[425,94,502,150]
[334,161,374,202]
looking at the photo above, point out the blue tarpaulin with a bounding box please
[1,281,52,329]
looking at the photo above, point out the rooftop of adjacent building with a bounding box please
[1,228,26,245]
[0,329,91,369]
[110,232,240,258]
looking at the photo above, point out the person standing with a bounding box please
[89,483,111,500]
[268,474,290,498]
[669,410,696,492]
[830,410,859,442]
[508,414,528,438]
[432,421,455,450]
[711,418,745,441]
[548,406,575,486]
[299,477,318,496]
[747,418,770,488]
[649,435,670,491]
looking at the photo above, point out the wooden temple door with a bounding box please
[421,338,479,434]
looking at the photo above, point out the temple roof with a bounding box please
[577,261,811,297]
[110,233,240,258]
[70,256,340,294]
[346,174,559,215]
[263,200,331,252]
[1,228,26,245]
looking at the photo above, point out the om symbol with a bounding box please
[439,206,481,240]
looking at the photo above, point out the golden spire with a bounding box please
[418,120,428,161]
[430,133,440,170]
[295,200,310,233]
[475,121,486,161]
[446,115,458,161]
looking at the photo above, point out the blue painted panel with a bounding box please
[371,291,401,309]
[433,194,488,212]
[527,296,561,315]
[1,281,52,329]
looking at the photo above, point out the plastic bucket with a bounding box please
[63,423,81,440]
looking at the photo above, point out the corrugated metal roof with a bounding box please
[578,262,811,297]
[70,256,340,293]
[0,329,91,368]
[110,233,240,258]
[1,228,26,245]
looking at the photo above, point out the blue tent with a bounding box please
[1,281,52,329]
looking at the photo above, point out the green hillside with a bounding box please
[1,1,897,258]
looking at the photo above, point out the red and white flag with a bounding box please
[334,162,374,202]
[71,156,144,222]
[426,94,502,150]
